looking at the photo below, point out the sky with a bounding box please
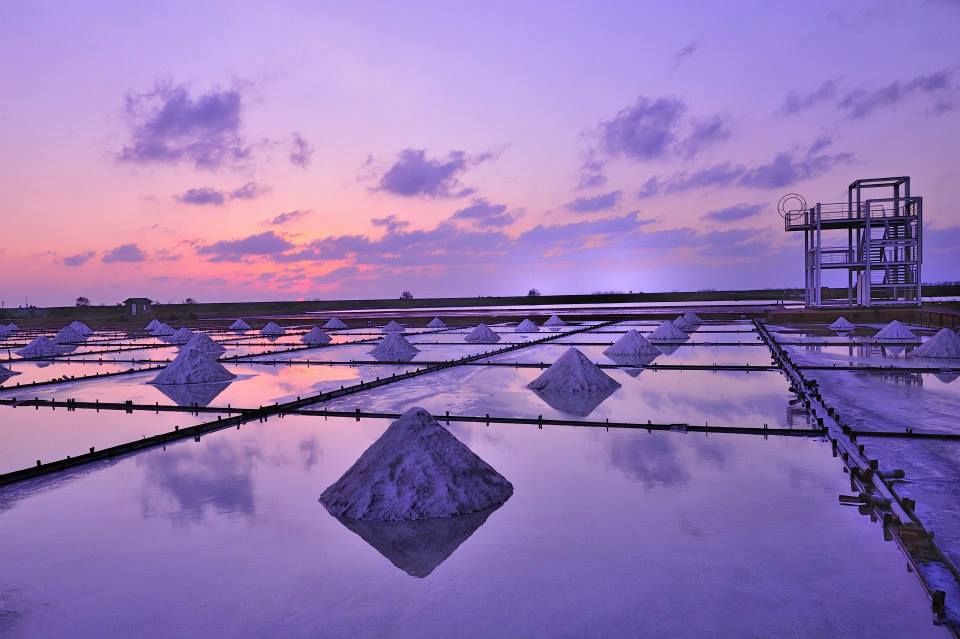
[1,0,959,307]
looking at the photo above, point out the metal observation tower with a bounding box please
[781,176,922,308]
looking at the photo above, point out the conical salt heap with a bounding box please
[648,319,689,342]
[180,332,225,356]
[152,322,175,337]
[229,318,251,331]
[53,325,86,345]
[261,321,285,337]
[912,328,960,359]
[465,323,500,344]
[168,327,195,345]
[543,314,566,327]
[604,329,660,358]
[145,319,162,332]
[6,323,19,332]
[874,320,918,342]
[527,348,621,416]
[516,319,539,332]
[427,317,446,328]
[0,325,10,339]
[151,348,236,385]
[674,311,702,332]
[320,407,513,521]
[382,320,404,333]
[302,326,332,345]
[16,336,61,358]
[370,333,420,358]
[0,364,20,381]
[324,317,348,329]
[67,321,93,337]
[829,316,855,332]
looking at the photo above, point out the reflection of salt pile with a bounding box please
[382,320,404,333]
[648,320,689,342]
[145,319,162,332]
[320,407,513,521]
[68,321,93,337]
[516,319,539,332]
[181,332,225,356]
[152,322,175,337]
[829,316,855,332]
[543,314,566,327]
[934,371,960,384]
[873,320,918,342]
[911,328,960,359]
[53,325,86,345]
[261,322,285,337]
[0,364,20,381]
[17,336,62,358]
[527,348,621,416]
[604,329,660,358]
[151,348,237,385]
[465,324,500,344]
[427,317,446,328]
[169,327,195,345]
[229,319,251,331]
[674,312,702,332]
[302,326,332,345]
[153,381,232,407]
[370,333,419,358]
[324,317,348,329]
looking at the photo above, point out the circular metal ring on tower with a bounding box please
[777,193,807,218]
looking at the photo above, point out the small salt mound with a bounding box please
[152,322,175,337]
[911,328,960,359]
[180,333,225,356]
[0,364,20,380]
[17,336,61,358]
[604,329,660,358]
[145,319,162,332]
[370,333,419,358]
[261,321,285,337]
[229,319,251,331]
[527,348,621,416]
[516,319,539,332]
[68,321,93,337]
[6,323,19,332]
[151,348,236,385]
[465,324,500,344]
[168,327,195,345]
[302,326,332,345]
[680,311,702,326]
[382,320,404,333]
[426,317,446,328]
[648,320,689,342]
[873,320,918,342]
[543,314,566,327]
[324,317,348,329]
[53,325,86,345]
[829,316,855,332]
[320,407,513,521]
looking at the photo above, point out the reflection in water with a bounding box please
[655,343,680,356]
[153,381,233,407]
[935,372,960,384]
[329,503,504,578]
[370,352,417,363]
[605,352,658,378]
[605,431,729,490]
[530,385,618,417]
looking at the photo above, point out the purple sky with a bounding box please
[1,0,958,306]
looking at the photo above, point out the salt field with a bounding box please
[1,310,959,637]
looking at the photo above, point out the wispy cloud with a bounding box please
[196,231,294,263]
[268,209,309,225]
[370,148,494,198]
[672,41,701,66]
[63,250,96,266]
[289,132,314,168]
[451,199,517,228]
[175,182,269,206]
[102,243,147,263]
[564,190,622,213]
[700,203,766,222]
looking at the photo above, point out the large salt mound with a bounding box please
[370,333,419,358]
[604,329,660,358]
[320,407,513,521]
[181,332,225,356]
[648,320,689,342]
[464,324,500,344]
[873,320,918,342]
[261,321,285,337]
[145,319,162,332]
[53,325,86,345]
[543,314,566,327]
[151,349,236,385]
[168,327,195,345]
[516,319,539,332]
[324,317,348,329]
[229,319,251,331]
[152,322,175,337]
[68,321,93,337]
[382,320,404,333]
[302,326,332,345]
[829,316,855,332]
[427,317,446,328]
[527,348,621,416]
[17,336,61,358]
[911,328,960,359]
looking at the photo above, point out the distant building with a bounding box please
[123,297,153,316]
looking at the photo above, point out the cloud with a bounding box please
[371,148,493,198]
[102,243,146,263]
[371,215,411,233]
[118,80,251,170]
[289,132,313,168]
[196,231,294,263]
[838,69,957,118]
[176,187,226,206]
[229,182,270,200]
[269,209,309,225]
[451,199,517,228]
[577,153,607,189]
[673,41,701,65]
[678,115,732,158]
[564,190,622,213]
[598,96,687,161]
[778,79,840,115]
[700,203,766,222]
[63,250,95,266]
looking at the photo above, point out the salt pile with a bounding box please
[16,336,61,358]
[911,328,960,359]
[261,321,285,337]
[302,326,332,345]
[0,325,11,338]
[6,323,19,332]
[152,322,175,337]
[168,327,195,345]
[829,316,855,332]
[229,319,251,331]
[648,320,689,342]
[180,332,226,356]
[543,314,566,327]
[873,320,918,342]
[320,407,513,521]
[145,319,162,332]
[603,329,660,358]
[151,348,237,385]
[427,317,446,328]
[527,348,621,416]
[0,364,20,380]
[382,320,404,333]
[370,333,420,358]
[324,317,348,329]
[67,321,93,337]
[516,319,539,332]
[464,323,500,344]
[674,311,702,332]
[53,325,86,345]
